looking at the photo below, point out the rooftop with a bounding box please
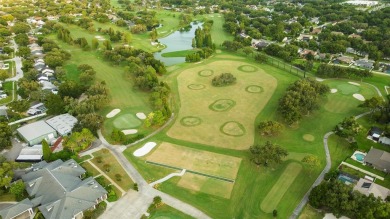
[17,121,56,142]
[46,114,77,136]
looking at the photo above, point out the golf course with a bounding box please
[48,9,388,218]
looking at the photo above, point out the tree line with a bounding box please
[317,64,373,79]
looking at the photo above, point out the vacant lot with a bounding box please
[167,60,277,149]
[147,142,241,180]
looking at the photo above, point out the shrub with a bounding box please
[96,156,103,163]
[133,183,139,191]
[212,73,236,87]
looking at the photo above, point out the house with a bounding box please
[299,49,317,57]
[368,126,383,141]
[0,198,34,219]
[349,33,361,39]
[379,137,390,146]
[19,159,107,219]
[42,68,54,76]
[17,121,57,146]
[16,145,43,162]
[363,148,390,173]
[251,39,273,49]
[297,34,313,41]
[331,31,344,36]
[46,113,78,136]
[311,27,322,35]
[40,81,58,92]
[355,59,374,69]
[27,103,47,116]
[335,56,354,64]
[353,178,390,200]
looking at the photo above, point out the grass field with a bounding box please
[148,204,195,219]
[167,60,277,149]
[260,162,302,213]
[298,204,324,219]
[92,149,134,190]
[0,81,14,105]
[147,142,241,179]
[161,49,196,57]
[177,173,234,199]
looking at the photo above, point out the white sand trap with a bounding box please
[331,89,338,93]
[133,142,157,157]
[122,129,138,135]
[136,112,146,120]
[353,94,365,101]
[106,109,121,118]
[316,77,324,82]
[348,82,360,86]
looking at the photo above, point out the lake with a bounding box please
[154,22,203,66]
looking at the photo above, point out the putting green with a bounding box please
[238,65,258,72]
[112,113,142,129]
[188,84,206,90]
[180,116,202,127]
[336,84,360,95]
[167,60,277,149]
[246,85,264,93]
[209,99,236,112]
[303,134,315,142]
[198,69,214,77]
[220,121,246,136]
[260,162,302,213]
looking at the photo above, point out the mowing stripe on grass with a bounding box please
[146,161,235,183]
[260,162,302,213]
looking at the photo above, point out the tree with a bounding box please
[102,40,112,50]
[103,164,111,172]
[258,121,284,136]
[0,157,15,188]
[10,180,26,200]
[42,139,51,161]
[17,46,31,58]
[63,128,95,153]
[242,46,253,56]
[45,93,66,115]
[273,210,278,218]
[249,141,288,167]
[360,97,384,113]
[150,28,158,41]
[302,155,320,174]
[212,73,236,87]
[0,69,8,81]
[254,53,268,63]
[334,116,363,141]
[91,38,99,50]
[0,123,12,150]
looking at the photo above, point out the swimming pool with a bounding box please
[338,174,356,185]
[354,153,365,162]
[351,151,367,163]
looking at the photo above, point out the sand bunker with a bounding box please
[331,89,338,93]
[348,82,360,86]
[353,94,365,101]
[106,109,120,118]
[122,129,138,135]
[136,112,146,120]
[316,77,324,82]
[133,142,157,157]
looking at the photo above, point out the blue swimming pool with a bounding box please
[338,174,356,185]
[355,153,365,162]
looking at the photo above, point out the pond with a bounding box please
[154,22,203,66]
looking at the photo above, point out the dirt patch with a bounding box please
[303,134,315,142]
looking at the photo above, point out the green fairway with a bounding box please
[260,162,302,213]
[161,49,196,57]
[205,14,233,47]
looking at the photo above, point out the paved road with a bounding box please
[96,130,211,219]
[150,169,186,187]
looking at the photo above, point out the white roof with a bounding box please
[46,114,77,136]
[17,121,56,142]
